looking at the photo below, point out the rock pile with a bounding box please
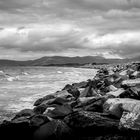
[1,62,140,140]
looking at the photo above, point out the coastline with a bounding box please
[0,62,140,140]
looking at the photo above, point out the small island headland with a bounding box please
[0,62,140,140]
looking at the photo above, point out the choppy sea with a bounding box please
[0,66,97,121]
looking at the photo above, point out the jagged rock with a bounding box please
[77,97,97,106]
[113,77,124,88]
[44,104,72,119]
[67,100,78,108]
[112,73,120,80]
[119,70,128,76]
[83,98,106,112]
[80,85,98,97]
[62,84,72,90]
[104,103,123,119]
[34,95,55,106]
[12,116,30,125]
[104,98,140,119]
[106,88,125,97]
[39,98,57,106]
[119,111,140,131]
[76,96,109,112]
[133,71,140,78]
[33,104,47,114]
[119,87,140,100]
[30,115,50,128]
[34,96,71,115]
[72,81,88,88]
[108,85,118,92]
[122,79,140,87]
[80,86,91,97]
[54,90,73,99]
[12,109,34,120]
[64,111,119,136]
[137,64,140,71]
[104,78,112,87]
[33,120,72,140]
[67,87,80,99]
[45,97,70,105]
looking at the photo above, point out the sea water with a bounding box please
[0,66,97,121]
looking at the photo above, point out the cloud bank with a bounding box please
[0,0,140,60]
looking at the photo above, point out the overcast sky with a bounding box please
[0,0,140,60]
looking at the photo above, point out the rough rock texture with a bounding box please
[34,95,55,106]
[44,104,72,119]
[64,111,120,138]
[1,62,140,140]
[33,120,72,140]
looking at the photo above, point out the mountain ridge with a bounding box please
[0,56,138,66]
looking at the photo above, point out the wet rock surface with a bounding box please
[1,62,140,140]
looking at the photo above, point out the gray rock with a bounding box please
[33,104,47,114]
[34,95,55,106]
[30,115,50,128]
[33,120,72,140]
[12,109,34,120]
[106,88,125,97]
[64,111,119,135]
[44,104,72,119]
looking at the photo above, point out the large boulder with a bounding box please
[76,96,110,112]
[80,86,98,97]
[104,98,140,130]
[64,111,119,136]
[72,81,88,88]
[119,111,140,131]
[12,109,34,120]
[119,87,140,100]
[34,95,55,106]
[104,98,140,115]
[44,104,72,119]
[54,90,73,99]
[30,114,50,128]
[67,87,80,99]
[33,120,72,140]
[122,79,140,87]
[33,104,48,114]
[44,97,69,105]
[79,86,91,97]
[106,88,125,97]
[113,77,125,88]
[108,85,118,92]
[119,70,128,76]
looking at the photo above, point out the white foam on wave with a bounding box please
[29,74,46,78]
[21,72,29,75]
[0,70,4,74]
[57,71,63,74]
[20,96,34,102]
[6,76,20,82]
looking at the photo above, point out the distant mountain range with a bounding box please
[0,56,139,66]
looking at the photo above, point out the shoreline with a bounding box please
[0,62,140,140]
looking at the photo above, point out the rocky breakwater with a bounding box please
[0,62,140,140]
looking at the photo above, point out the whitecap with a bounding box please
[6,76,20,82]
[20,72,30,75]
[57,71,63,74]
